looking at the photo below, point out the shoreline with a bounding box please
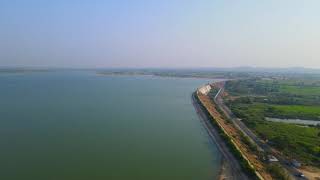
[192,93,226,180]
[96,72,228,81]
[192,92,249,180]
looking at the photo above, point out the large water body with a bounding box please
[0,71,221,180]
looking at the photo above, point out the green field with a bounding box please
[255,121,320,165]
[279,85,320,96]
[225,77,320,166]
[269,105,320,120]
[230,102,320,166]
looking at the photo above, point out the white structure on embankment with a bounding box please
[198,84,212,95]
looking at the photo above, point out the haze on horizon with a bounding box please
[0,0,319,69]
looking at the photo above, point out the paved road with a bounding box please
[213,83,306,180]
[192,92,249,180]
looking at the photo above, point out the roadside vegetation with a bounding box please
[194,92,259,179]
[266,164,290,180]
[225,77,320,167]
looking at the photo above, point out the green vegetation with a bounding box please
[226,79,279,96]
[240,132,258,152]
[98,67,320,80]
[223,133,258,179]
[267,164,290,180]
[255,122,320,163]
[279,85,320,96]
[230,101,320,121]
[269,105,320,120]
[226,78,320,105]
[225,77,320,167]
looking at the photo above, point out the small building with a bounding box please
[198,84,212,95]
[267,155,279,162]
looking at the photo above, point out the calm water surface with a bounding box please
[0,71,221,180]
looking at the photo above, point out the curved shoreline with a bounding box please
[192,92,224,179]
[192,91,249,180]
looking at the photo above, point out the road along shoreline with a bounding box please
[192,91,250,180]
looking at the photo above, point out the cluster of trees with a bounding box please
[264,106,320,121]
[230,98,320,121]
[266,164,290,180]
[226,78,320,105]
[240,132,258,152]
[225,79,279,96]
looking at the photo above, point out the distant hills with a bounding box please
[1,66,320,74]
[208,67,320,74]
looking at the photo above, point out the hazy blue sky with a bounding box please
[0,0,319,68]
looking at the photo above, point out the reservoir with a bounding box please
[0,71,221,180]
